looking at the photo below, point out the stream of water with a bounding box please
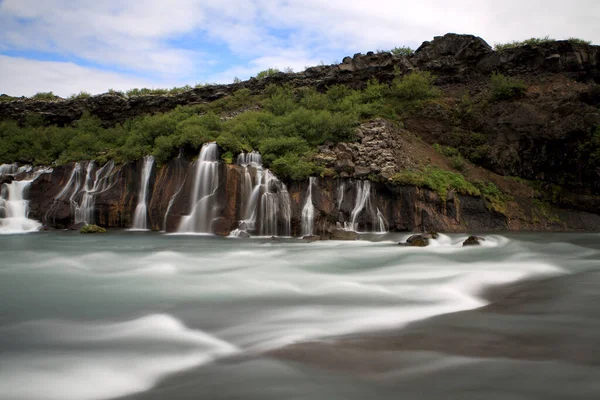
[1,232,599,399]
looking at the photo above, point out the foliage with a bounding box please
[473,181,512,215]
[490,72,527,101]
[68,91,92,100]
[80,224,107,233]
[390,167,480,201]
[390,46,414,56]
[255,68,280,79]
[30,92,58,101]
[494,36,554,51]
[433,144,468,172]
[568,37,592,45]
[390,70,440,101]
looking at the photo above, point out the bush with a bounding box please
[390,46,414,56]
[494,36,554,51]
[390,71,440,101]
[69,91,92,100]
[256,68,280,79]
[30,92,58,101]
[490,72,527,101]
[568,37,592,45]
[80,224,106,233]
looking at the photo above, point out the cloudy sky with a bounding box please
[1,0,599,97]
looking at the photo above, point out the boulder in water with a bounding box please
[330,229,359,241]
[402,232,439,247]
[463,235,485,246]
[80,224,106,234]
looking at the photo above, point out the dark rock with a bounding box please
[463,235,485,246]
[329,229,359,241]
[213,217,232,236]
[0,175,14,185]
[404,234,430,247]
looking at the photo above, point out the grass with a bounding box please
[490,72,527,101]
[30,92,58,101]
[494,36,554,51]
[390,46,414,56]
[390,167,480,201]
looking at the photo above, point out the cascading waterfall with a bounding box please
[131,156,155,230]
[337,181,345,209]
[345,180,388,233]
[232,152,291,237]
[0,166,52,234]
[301,177,316,236]
[51,161,116,225]
[177,143,220,233]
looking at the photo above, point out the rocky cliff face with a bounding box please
[22,146,600,234]
[3,33,600,233]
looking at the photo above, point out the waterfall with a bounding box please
[231,152,291,237]
[345,180,388,233]
[0,166,52,234]
[177,142,220,233]
[131,156,155,230]
[301,177,316,236]
[52,161,116,226]
[337,181,345,209]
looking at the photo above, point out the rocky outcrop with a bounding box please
[1,34,598,127]
[17,152,600,234]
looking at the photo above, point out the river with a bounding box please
[1,232,599,399]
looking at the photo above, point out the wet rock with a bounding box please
[213,217,232,236]
[326,229,359,241]
[80,224,106,233]
[463,235,485,246]
[403,234,430,247]
[235,230,251,238]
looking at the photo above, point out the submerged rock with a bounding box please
[302,235,321,242]
[80,224,106,234]
[403,234,430,247]
[330,229,359,241]
[463,235,485,246]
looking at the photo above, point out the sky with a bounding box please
[0,0,599,97]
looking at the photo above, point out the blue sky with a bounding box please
[1,0,599,97]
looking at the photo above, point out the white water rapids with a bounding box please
[0,232,588,400]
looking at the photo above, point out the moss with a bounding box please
[390,167,480,201]
[532,199,561,223]
[80,224,107,233]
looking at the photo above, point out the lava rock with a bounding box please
[463,235,485,246]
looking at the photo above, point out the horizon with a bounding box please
[1,0,599,97]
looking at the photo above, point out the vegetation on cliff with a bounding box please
[0,71,440,180]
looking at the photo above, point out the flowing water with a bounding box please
[1,232,600,399]
[301,177,316,236]
[131,156,155,231]
[178,143,220,233]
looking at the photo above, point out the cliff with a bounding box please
[2,33,600,234]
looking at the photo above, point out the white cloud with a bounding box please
[1,0,599,96]
[0,56,182,97]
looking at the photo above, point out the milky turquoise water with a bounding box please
[1,232,599,400]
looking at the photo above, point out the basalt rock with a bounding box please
[463,235,485,246]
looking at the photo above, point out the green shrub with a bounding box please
[390,71,440,101]
[490,72,527,101]
[270,153,321,181]
[495,36,554,51]
[390,167,480,201]
[390,46,414,56]
[68,91,92,100]
[568,37,591,45]
[30,92,57,101]
[80,224,106,233]
[255,68,280,79]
